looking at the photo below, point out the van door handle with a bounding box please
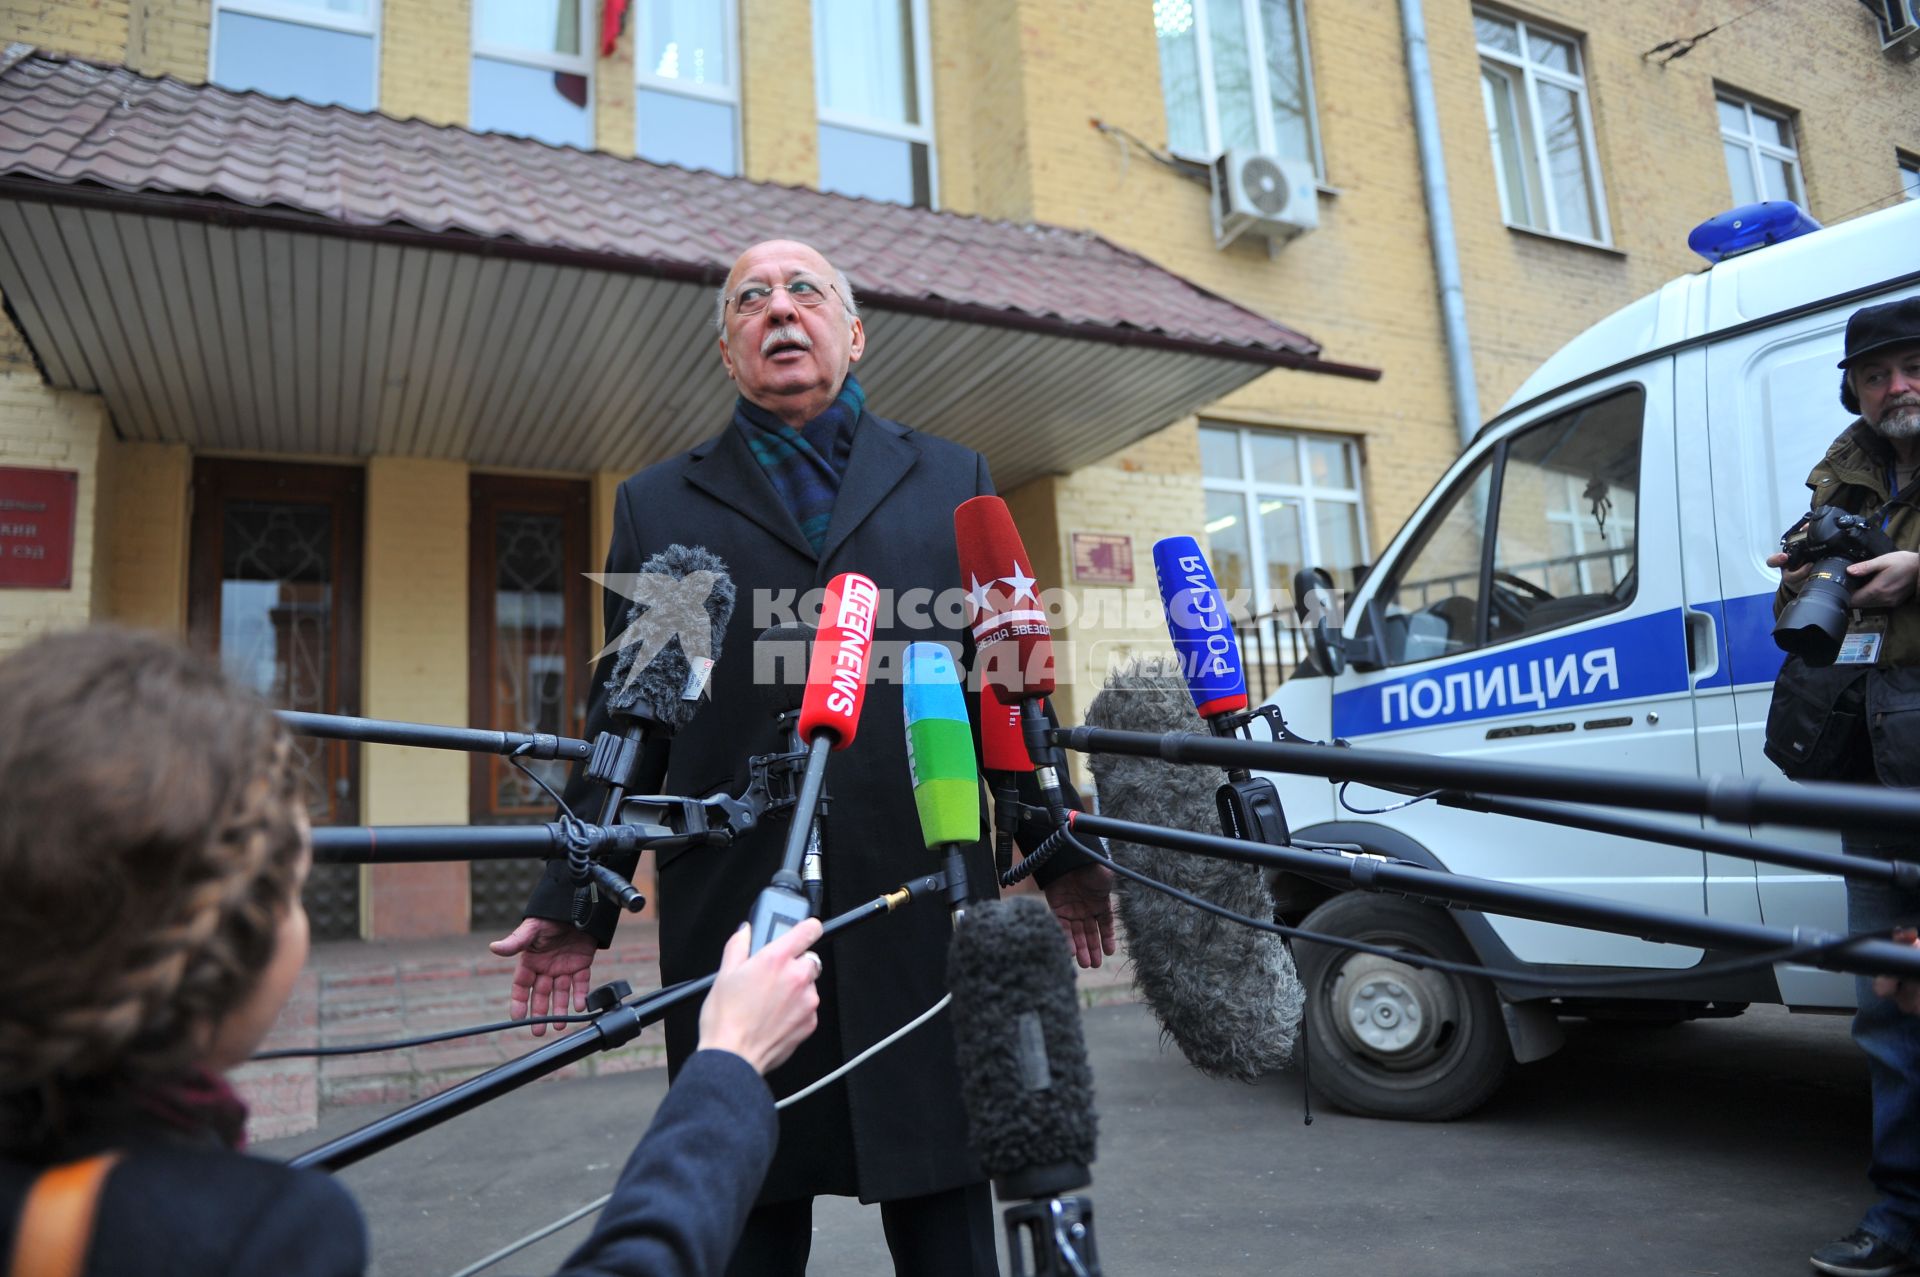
[1684,609,1719,683]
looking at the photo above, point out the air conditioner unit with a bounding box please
[1208,149,1318,250]
[1864,0,1920,54]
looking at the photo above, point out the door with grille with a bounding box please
[468,475,591,931]
[189,460,364,941]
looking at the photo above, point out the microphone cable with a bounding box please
[1054,822,1889,994]
[442,993,955,1277]
[1337,782,1444,815]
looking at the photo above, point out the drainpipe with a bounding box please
[1400,0,1482,448]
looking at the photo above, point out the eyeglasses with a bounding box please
[726,276,840,317]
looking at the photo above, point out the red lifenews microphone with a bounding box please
[799,572,878,746]
[749,571,876,950]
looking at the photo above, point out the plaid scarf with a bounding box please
[734,374,865,556]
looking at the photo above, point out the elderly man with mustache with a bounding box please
[1766,297,1920,1277]
[493,240,1116,1277]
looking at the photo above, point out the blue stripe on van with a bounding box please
[1328,593,1789,740]
[1722,590,1787,687]
[1331,609,1692,738]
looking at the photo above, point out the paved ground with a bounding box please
[261,998,1874,1277]
[232,912,1139,1143]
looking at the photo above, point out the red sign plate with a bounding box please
[1071,532,1134,585]
[0,467,78,590]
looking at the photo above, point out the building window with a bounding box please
[1474,9,1608,244]
[1900,152,1920,202]
[1199,425,1367,619]
[636,0,739,175]
[471,0,593,149]
[1718,92,1802,207]
[211,0,379,111]
[1153,0,1322,174]
[814,0,935,208]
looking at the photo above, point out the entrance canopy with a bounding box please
[0,47,1377,489]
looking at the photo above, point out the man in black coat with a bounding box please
[492,239,1116,1277]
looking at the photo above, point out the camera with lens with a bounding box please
[1772,505,1898,666]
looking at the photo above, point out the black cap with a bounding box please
[1838,297,1920,369]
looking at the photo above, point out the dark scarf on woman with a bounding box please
[1,1069,250,1160]
[733,374,865,556]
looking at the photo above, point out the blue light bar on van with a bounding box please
[1687,201,1822,264]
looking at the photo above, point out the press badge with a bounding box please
[1836,611,1887,665]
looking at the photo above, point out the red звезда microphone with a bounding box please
[954,497,1076,829]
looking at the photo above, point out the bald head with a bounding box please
[715,241,859,329]
[716,240,867,428]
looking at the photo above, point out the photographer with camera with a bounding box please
[1766,297,1920,1277]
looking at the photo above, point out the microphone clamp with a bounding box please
[1004,1196,1101,1277]
[584,726,653,791]
[1216,776,1291,848]
[1246,703,1346,749]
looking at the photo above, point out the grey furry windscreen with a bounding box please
[946,896,1097,1198]
[1083,657,1303,1080]
[605,544,736,730]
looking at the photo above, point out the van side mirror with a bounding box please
[1293,567,1348,677]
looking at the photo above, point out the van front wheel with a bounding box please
[1295,893,1512,1120]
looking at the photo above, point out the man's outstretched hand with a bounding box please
[492,917,600,1037]
[1043,862,1117,969]
[1874,928,1920,1016]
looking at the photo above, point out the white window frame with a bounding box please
[1717,91,1803,207]
[1899,152,1920,202]
[812,0,939,208]
[1200,424,1369,619]
[633,0,742,172]
[469,0,594,146]
[1474,8,1610,246]
[210,0,382,106]
[1162,0,1324,177]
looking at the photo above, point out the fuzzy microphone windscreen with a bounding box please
[947,896,1097,1200]
[755,623,814,716]
[1083,657,1303,1081]
[605,544,736,732]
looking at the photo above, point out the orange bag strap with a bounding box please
[7,1153,121,1277]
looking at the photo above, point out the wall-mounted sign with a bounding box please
[1071,532,1134,584]
[0,467,78,590]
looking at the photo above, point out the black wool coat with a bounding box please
[530,412,1053,1205]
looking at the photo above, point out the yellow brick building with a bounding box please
[0,0,1914,939]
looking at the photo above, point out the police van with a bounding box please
[1268,196,1920,1120]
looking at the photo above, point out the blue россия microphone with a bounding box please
[1150,535,1248,724]
[1150,536,1289,843]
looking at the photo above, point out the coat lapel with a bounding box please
[817,416,918,568]
[683,425,818,561]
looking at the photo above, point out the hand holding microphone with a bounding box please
[698,916,826,1076]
